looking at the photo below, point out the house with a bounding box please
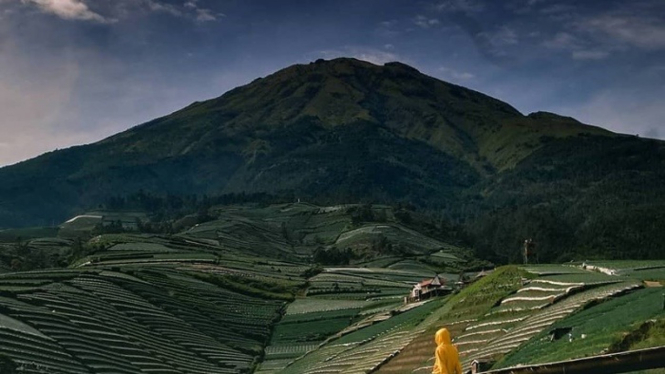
[407,275,451,303]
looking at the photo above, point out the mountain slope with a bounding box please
[0,58,612,227]
[1,58,664,261]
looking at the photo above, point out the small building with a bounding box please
[407,275,451,303]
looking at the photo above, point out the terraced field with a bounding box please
[496,287,665,368]
[256,265,448,373]
[0,268,282,373]
[1,204,663,374]
[375,264,662,374]
[576,260,665,284]
[275,298,446,374]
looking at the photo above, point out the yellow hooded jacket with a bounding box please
[432,328,462,374]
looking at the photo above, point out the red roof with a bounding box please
[419,276,442,287]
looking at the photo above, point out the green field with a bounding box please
[496,287,665,368]
[0,204,663,374]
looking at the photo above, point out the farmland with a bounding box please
[0,203,663,373]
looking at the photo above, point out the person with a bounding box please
[432,328,462,374]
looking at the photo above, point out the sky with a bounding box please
[0,0,664,167]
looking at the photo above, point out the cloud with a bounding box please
[414,15,440,29]
[540,3,577,20]
[145,0,182,17]
[542,32,580,50]
[436,0,485,13]
[438,66,475,80]
[559,89,665,140]
[92,0,222,23]
[20,0,111,22]
[182,0,219,22]
[194,8,216,22]
[542,31,612,60]
[580,14,665,50]
[571,49,609,60]
[477,26,519,50]
[375,19,401,38]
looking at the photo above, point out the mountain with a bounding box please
[1,58,664,261]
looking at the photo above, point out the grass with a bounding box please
[444,266,528,322]
[629,319,665,350]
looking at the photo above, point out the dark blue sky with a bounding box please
[1,0,664,166]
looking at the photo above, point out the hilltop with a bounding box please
[0,58,664,262]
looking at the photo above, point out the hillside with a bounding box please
[0,58,664,262]
[0,202,475,373]
[0,207,662,373]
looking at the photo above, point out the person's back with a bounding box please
[432,328,462,374]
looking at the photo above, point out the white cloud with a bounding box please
[414,15,440,29]
[581,14,665,50]
[478,26,518,49]
[438,66,475,80]
[542,32,579,50]
[20,0,111,22]
[467,25,521,65]
[180,0,218,22]
[194,8,216,22]
[436,0,485,13]
[144,0,182,17]
[541,29,614,61]
[375,19,400,38]
[97,0,221,22]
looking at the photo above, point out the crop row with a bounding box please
[460,280,642,371]
[279,300,444,374]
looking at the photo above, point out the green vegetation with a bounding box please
[189,272,300,301]
[0,58,662,267]
[444,266,528,321]
[0,209,663,374]
[0,57,663,373]
[496,288,665,368]
[0,202,484,374]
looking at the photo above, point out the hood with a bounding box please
[435,328,451,345]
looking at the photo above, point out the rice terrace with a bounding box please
[2,1,665,372]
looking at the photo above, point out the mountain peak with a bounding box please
[0,57,620,228]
